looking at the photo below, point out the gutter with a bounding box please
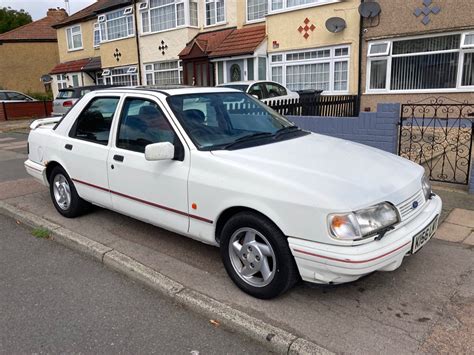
[133,0,142,85]
[357,0,364,113]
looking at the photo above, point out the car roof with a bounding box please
[219,80,273,86]
[97,85,241,96]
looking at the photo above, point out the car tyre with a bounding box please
[49,166,89,218]
[220,212,299,299]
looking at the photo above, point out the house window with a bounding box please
[205,0,225,26]
[247,0,267,22]
[56,74,68,90]
[93,23,101,47]
[99,7,134,42]
[66,25,82,50]
[144,61,183,85]
[271,0,339,12]
[141,0,197,33]
[102,66,138,86]
[367,33,474,92]
[270,45,350,93]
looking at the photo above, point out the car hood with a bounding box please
[210,133,424,210]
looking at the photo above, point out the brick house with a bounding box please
[0,8,68,94]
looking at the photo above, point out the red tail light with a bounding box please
[63,100,73,107]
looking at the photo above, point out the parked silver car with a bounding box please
[52,85,112,116]
[0,90,36,102]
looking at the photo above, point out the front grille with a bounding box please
[396,190,425,221]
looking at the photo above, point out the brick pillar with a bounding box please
[375,103,401,155]
[469,159,474,194]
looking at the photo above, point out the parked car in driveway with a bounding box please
[24,87,442,299]
[52,85,113,116]
[0,90,36,102]
[218,81,299,104]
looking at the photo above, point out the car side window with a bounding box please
[117,98,176,153]
[70,97,119,145]
[248,84,266,100]
[266,83,287,98]
[7,92,29,101]
[0,92,7,100]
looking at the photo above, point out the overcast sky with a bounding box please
[0,0,96,20]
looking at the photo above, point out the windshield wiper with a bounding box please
[273,125,301,139]
[218,132,275,150]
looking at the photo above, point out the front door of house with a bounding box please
[227,60,244,82]
[184,60,214,87]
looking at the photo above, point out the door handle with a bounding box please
[113,154,124,162]
[65,144,73,150]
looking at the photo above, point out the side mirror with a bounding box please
[251,94,260,100]
[145,142,175,161]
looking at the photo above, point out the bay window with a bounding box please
[367,33,474,92]
[102,66,138,86]
[270,46,350,93]
[66,25,82,51]
[98,7,134,42]
[144,61,183,85]
[141,0,198,34]
[205,0,225,26]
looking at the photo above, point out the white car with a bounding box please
[24,87,442,299]
[218,81,299,104]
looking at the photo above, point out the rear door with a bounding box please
[107,95,190,234]
[60,95,121,208]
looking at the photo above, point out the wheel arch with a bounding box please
[214,206,286,245]
[45,160,63,183]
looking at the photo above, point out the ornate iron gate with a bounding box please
[398,97,474,185]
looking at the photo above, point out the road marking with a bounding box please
[0,137,15,142]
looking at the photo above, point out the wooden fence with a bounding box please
[0,101,53,121]
[267,95,359,117]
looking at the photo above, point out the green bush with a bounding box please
[27,92,53,101]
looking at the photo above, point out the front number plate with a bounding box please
[411,215,439,254]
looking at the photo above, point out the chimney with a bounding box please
[47,8,68,22]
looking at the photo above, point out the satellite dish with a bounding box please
[41,75,52,83]
[358,2,381,18]
[325,17,347,33]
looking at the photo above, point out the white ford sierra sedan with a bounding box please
[25,87,442,299]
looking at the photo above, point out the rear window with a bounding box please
[56,90,75,99]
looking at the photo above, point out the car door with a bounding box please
[61,95,121,208]
[247,83,267,101]
[107,95,190,235]
[263,82,290,104]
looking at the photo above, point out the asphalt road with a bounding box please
[0,214,268,354]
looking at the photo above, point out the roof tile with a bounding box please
[50,57,100,74]
[210,25,266,58]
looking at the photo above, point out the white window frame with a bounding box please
[268,0,340,14]
[93,23,101,48]
[56,74,68,90]
[461,32,474,49]
[367,41,391,57]
[246,0,268,23]
[66,25,83,51]
[140,0,197,35]
[366,31,474,94]
[144,60,183,85]
[269,45,350,94]
[205,0,226,27]
[99,7,135,43]
[101,66,138,86]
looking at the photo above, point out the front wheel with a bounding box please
[220,212,299,299]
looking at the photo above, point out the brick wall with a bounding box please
[288,103,400,154]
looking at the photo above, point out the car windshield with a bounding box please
[220,84,249,92]
[57,90,75,99]
[167,92,305,150]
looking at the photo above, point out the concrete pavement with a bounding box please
[0,214,269,354]
[0,131,473,354]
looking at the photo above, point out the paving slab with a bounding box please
[463,233,474,246]
[3,187,474,354]
[435,222,472,243]
[445,208,474,228]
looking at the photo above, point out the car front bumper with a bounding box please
[288,194,442,284]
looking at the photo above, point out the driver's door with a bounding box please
[107,95,190,234]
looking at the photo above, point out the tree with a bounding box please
[0,7,32,34]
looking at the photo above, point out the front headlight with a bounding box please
[422,174,432,201]
[328,202,399,241]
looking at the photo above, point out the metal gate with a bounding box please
[398,97,474,185]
